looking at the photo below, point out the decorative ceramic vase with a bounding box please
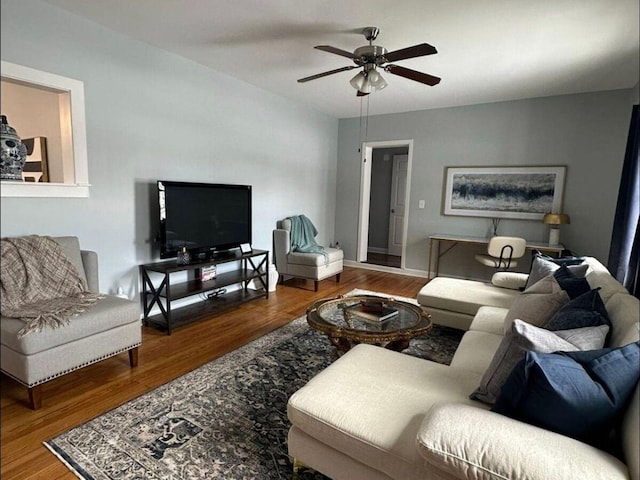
[0,115,28,181]
[176,246,191,265]
[267,263,279,292]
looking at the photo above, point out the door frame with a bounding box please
[356,139,414,269]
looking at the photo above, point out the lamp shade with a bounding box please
[350,71,366,91]
[350,68,387,93]
[367,69,388,90]
[543,213,570,225]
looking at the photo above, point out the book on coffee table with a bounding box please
[346,304,399,322]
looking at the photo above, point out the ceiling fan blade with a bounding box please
[298,66,357,83]
[356,90,370,97]
[385,64,441,86]
[315,45,359,60]
[383,43,437,63]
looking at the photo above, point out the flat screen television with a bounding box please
[157,180,252,259]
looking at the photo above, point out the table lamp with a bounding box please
[543,213,570,245]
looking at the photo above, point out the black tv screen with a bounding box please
[158,180,252,259]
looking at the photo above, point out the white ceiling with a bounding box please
[43,0,639,119]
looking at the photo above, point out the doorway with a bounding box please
[357,140,413,270]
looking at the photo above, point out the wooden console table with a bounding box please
[427,234,565,279]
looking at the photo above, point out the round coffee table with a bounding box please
[306,294,432,354]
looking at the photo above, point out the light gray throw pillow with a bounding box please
[470,320,609,405]
[503,276,570,334]
[525,256,589,290]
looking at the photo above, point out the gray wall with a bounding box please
[337,89,635,279]
[0,0,338,296]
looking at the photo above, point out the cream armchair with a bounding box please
[273,219,343,291]
[0,236,141,409]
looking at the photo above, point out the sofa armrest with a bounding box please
[417,403,629,480]
[81,250,99,293]
[491,271,528,290]
[273,229,290,275]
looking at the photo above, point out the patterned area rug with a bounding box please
[45,290,463,480]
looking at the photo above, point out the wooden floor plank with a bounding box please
[0,267,427,479]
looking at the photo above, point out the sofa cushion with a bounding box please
[470,320,609,404]
[469,306,508,336]
[52,236,88,287]
[0,296,140,355]
[287,344,485,480]
[503,276,570,334]
[525,254,587,289]
[450,330,503,375]
[545,289,611,332]
[418,403,631,480]
[286,247,343,267]
[417,277,520,317]
[492,343,640,453]
[587,269,631,303]
[605,293,640,348]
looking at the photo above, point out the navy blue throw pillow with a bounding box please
[531,251,586,268]
[553,265,591,299]
[544,288,611,331]
[492,342,640,452]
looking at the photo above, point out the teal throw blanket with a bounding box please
[287,215,328,263]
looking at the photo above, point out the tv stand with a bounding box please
[140,249,269,334]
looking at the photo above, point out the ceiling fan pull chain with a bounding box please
[365,95,370,139]
[358,97,364,152]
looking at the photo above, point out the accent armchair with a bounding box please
[273,219,344,291]
[0,236,141,409]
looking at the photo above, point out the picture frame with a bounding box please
[443,166,566,220]
[21,137,49,183]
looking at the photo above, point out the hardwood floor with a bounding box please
[0,267,427,480]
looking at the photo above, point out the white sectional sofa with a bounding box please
[287,257,640,480]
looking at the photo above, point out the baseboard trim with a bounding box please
[344,260,428,278]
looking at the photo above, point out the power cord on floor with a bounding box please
[206,288,227,299]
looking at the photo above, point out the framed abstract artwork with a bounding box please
[22,136,49,182]
[443,166,566,220]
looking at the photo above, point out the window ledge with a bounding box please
[1,181,90,198]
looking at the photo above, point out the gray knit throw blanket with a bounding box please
[1,235,102,337]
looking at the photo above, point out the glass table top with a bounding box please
[307,295,430,335]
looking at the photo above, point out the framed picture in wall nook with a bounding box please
[443,166,566,220]
[21,137,49,183]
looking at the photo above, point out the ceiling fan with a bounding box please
[298,27,441,96]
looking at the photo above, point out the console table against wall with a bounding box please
[427,234,565,280]
[140,249,269,334]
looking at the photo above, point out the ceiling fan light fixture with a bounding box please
[350,68,386,93]
[350,71,366,90]
[299,27,440,94]
[368,69,388,90]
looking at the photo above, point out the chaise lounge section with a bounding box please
[287,256,640,480]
